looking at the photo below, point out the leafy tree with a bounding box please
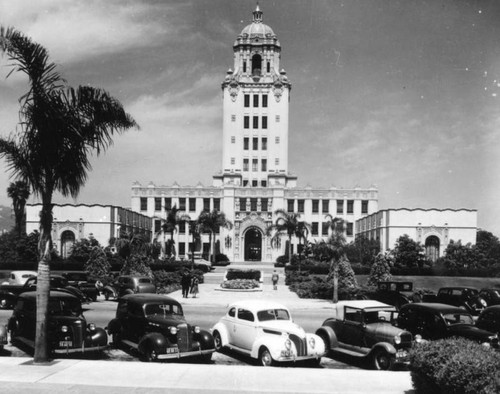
[439,240,478,269]
[115,232,154,277]
[7,180,30,236]
[390,234,427,269]
[337,257,358,289]
[294,220,311,264]
[162,205,190,258]
[310,239,334,262]
[324,215,347,303]
[0,27,137,362]
[475,230,500,266]
[69,237,101,264]
[197,210,232,263]
[84,244,111,279]
[267,210,307,266]
[345,236,380,266]
[367,252,393,286]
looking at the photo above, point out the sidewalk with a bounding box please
[0,357,414,394]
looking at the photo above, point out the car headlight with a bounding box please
[308,337,316,349]
[414,334,422,343]
[194,326,201,334]
[169,326,178,335]
[482,342,491,348]
[61,325,68,333]
[285,339,292,350]
[88,323,96,331]
[394,334,402,345]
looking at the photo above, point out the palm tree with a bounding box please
[0,27,137,362]
[188,219,201,267]
[294,220,311,266]
[267,209,310,266]
[324,214,347,303]
[162,205,190,258]
[197,210,232,263]
[7,180,30,236]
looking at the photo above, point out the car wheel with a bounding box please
[104,291,110,301]
[199,353,212,363]
[213,330,223,351]
[143,347,157,362]
[306,357,322,367]
[112,333,121,348]
[259,347,275,367]
[372,350,394,371]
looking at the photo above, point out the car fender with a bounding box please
[0,324,8,346]
[306,332,326,355]
[89,327,108,346]
[197,329,215,349]
[0,290,17,308]
[211,322,230,347]
[368,342,397,357]
[106,318,121,335]
[250,334,286,360]
[315,325,339,350]
[138,332,167,355]
[103,286,117,298]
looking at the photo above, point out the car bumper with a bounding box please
[53,344,109,354]
[157,348,214,360]
[394,349,410,364]
[276,351,325,363]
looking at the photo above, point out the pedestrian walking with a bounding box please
[181,269,192,298]
[272,270,279,290]
[190,275,199,298]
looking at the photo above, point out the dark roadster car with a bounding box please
[421,287,487,315]
[102,275,156,300]
[8,291,108,356]
[316,300,416,370]
[62,272,100,302]
[107,294,215,362]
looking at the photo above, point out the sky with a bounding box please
[0,0,499,235]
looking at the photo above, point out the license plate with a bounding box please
[166,347,178,354]
[280,350,292,357]
[396,350,408,358]
[59,341,72,347]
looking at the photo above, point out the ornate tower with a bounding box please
[214,6,296,188]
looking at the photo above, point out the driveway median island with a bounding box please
[216,269,264,292]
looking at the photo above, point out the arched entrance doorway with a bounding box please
[60,230,76,259]
[244,227,262,261]
[425,235,440,263]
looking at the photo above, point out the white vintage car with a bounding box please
[1,270,37,285]
[211,300,325,366]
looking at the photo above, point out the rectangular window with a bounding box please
[231,136,235,143]
[154,219,162,233]
[179,243,185,256]
[164,197,171,210]
[252,180,258,187]
[231,157,235,165]
[261,198,268,211]
[287,199,294,213]
[244,137,249,150]
[213,198,220,211]
[240,198,247,211]
[275,158,279,165]
[243,61,247,73]
[261,159,267,171]
[362,200,369,214]
[322,200,329,214]
[252,158,258,171]
[243,159,249,171]
[275,136,280,144]
[347,200,354,214]
[253,94,259,107]
[253,137,258,150]
[140,197,147,211]
[154,197,161,211]
[262,94,268,107]
[261,180,267,187]
[346,222,353,236]
[203,198,210,212]
[231,114,236,122]
[262,116,268,129]
[276,115,280,122]
[262,137,267,150]
[312,222,319,236]
[179,198,186,211]
[266,62,270,73]
[337,200,344,214]
[322,222,329,236]
[298,199,304,213]
[250,198,258,211]
[179,222,185,234]
[243,180,248,187]
[244,116,249,129]
[189,198,196,212]
[253,116,258,129]
[312,199,319,213]
[244,94,250,107]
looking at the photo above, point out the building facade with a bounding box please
[26,204,152,258]
[131,7,379,263]
[355,208,478,262]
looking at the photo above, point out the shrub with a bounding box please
[153,268,204,294]
[221,279,260,289]
[215,253,229,263]
[226,269,261,281]
[409,337,500,394]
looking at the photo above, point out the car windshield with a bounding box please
[442,313,474,326]
[145,303,182,317]
[48,299,82,316]
[257,308,290,322]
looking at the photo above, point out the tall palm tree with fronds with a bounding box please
[7,180,30,236]
[294,220,311,265]
[197,210,232,263]
[324,214,347,303]
[267,209,309,266]
[162,205,190,258]
[0,27,138,362]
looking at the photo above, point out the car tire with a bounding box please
[112,333,121,349]
[372,349,394,371]
[213,330,223,351]
[199,353,212,363]
[142,347,157,362]
[259,347,275,367]
[104,291,110,301]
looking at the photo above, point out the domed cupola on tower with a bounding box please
[216,5,296,190]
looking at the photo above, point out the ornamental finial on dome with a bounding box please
[253,3,263,23]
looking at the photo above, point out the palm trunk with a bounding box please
[34,200,52,363]
[288,235,292,265]
[330,257,339,304]
[209,232,213,263]
[160,227,166,260]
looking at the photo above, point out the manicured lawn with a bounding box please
[356,275,500,292]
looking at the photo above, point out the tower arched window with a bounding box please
[425,235,440,263]
[252,54,262,76]
[61,230,76,259]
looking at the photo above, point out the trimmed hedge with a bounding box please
[409,337,500,394]
[221,279,260,289]
[225,269,261,281]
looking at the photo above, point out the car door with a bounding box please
[338,307,365,346]
[126,303,146,342]
[231,307,257,350]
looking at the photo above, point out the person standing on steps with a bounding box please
[272,270,279,290]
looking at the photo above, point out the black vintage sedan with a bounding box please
[107,294,215,362]
[8,291,108,356]
[476,305,500,334]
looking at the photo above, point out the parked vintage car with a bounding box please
[107,294,214,362]
[396,303,499,348]
[211,300,325,366]
[1,270,37,286]
[316,300,415,370]
[62,272,100,302]
[102,275,156,300]
[421,287,487,315]
[0,323,7,351]
[478,288,500,307]
[364,281,416,310]
[8,291,108,356]
[475,305,500,334]
[0,274,89,309]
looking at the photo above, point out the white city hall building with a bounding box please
[131,7,379,263]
